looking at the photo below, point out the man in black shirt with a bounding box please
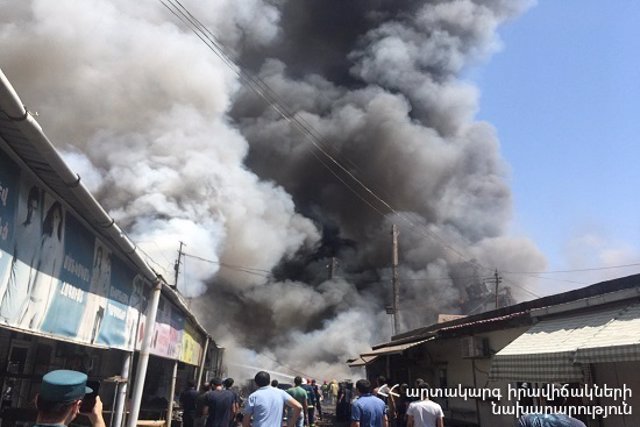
[206,378,236,427]
[180,380,200,427]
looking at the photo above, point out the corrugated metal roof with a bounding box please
[348,355,379,367]
[437,311,528,333]
[361,338,433,357]
[498,305,632,357]
[391,274,640,344]
[574,301,640,363]
[490,301,640,382]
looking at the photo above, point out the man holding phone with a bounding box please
[34,369,106,427]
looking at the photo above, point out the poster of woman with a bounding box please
[77,239,112,343]
[19,196,65,330]
[0,154,19,307]
[0,178,42,325]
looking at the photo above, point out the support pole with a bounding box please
[166,360,179,427]
[112,353,131,427]
[127,279,163,427]
[494,269,502,309]
[196,337,210,389]
[174,242,185,288]
[328,257,337,280]
[391,224,400,336]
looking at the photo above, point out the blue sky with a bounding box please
[469,0,640,293]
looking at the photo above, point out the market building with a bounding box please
[353,274,640,427]
[0,68,223,427]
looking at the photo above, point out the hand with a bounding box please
[88,396,106,427]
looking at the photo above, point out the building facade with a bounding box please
[0,68,222,427]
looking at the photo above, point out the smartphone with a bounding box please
[80,380,101,413]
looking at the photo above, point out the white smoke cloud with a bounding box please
[1,0,545,380]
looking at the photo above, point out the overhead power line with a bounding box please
[157,0,561,294]
[183,252,273,278]
[157,1,481,257]
[503,262,640,275]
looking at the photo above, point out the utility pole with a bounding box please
[494,269,502,309]
[391,224,400,336]
[173,241,185,288]
[328,257,337,280]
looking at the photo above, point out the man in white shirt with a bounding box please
[406,383,443,427]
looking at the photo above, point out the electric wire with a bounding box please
[158,0,472,255]
[502,272,585,287]
[158,0,571,294]
[183,252,273,278]
[503,262,640,275]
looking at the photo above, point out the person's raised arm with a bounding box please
[302,396,308,426]
[285,397,302,427]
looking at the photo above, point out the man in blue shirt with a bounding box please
[242,371,302,427]
[351,379,387,427]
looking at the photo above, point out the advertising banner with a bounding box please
[95,256,134,347]
[0,154,19,313]
[0,152,147,350]
[150,297,173,358]
[40,213,93,337]
[181,321,203,366]
[18,193,65,331]
[0,151,203,356]
[169,306,184,359]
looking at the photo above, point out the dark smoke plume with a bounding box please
[0,0,543,379]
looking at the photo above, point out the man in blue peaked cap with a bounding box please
[35,370,106,427]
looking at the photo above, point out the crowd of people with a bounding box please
[177,372,589,427]
[29,369,588,427]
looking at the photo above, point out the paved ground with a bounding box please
[316,406,336,427]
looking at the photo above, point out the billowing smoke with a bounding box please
[0,0,544,380]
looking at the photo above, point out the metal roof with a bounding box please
[348,355,379,367]
[361,338,433,357]
[389,274,640,345]
[489,301,640,382]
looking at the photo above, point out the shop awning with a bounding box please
[490,302,640,383]
[348,355,379,367]
[574,302,640,363]
[360,338,433,357]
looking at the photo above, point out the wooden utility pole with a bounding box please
[391,224,400,335]
[494,269,502,309]
[173,241,185,288]
[328,257,337,280]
